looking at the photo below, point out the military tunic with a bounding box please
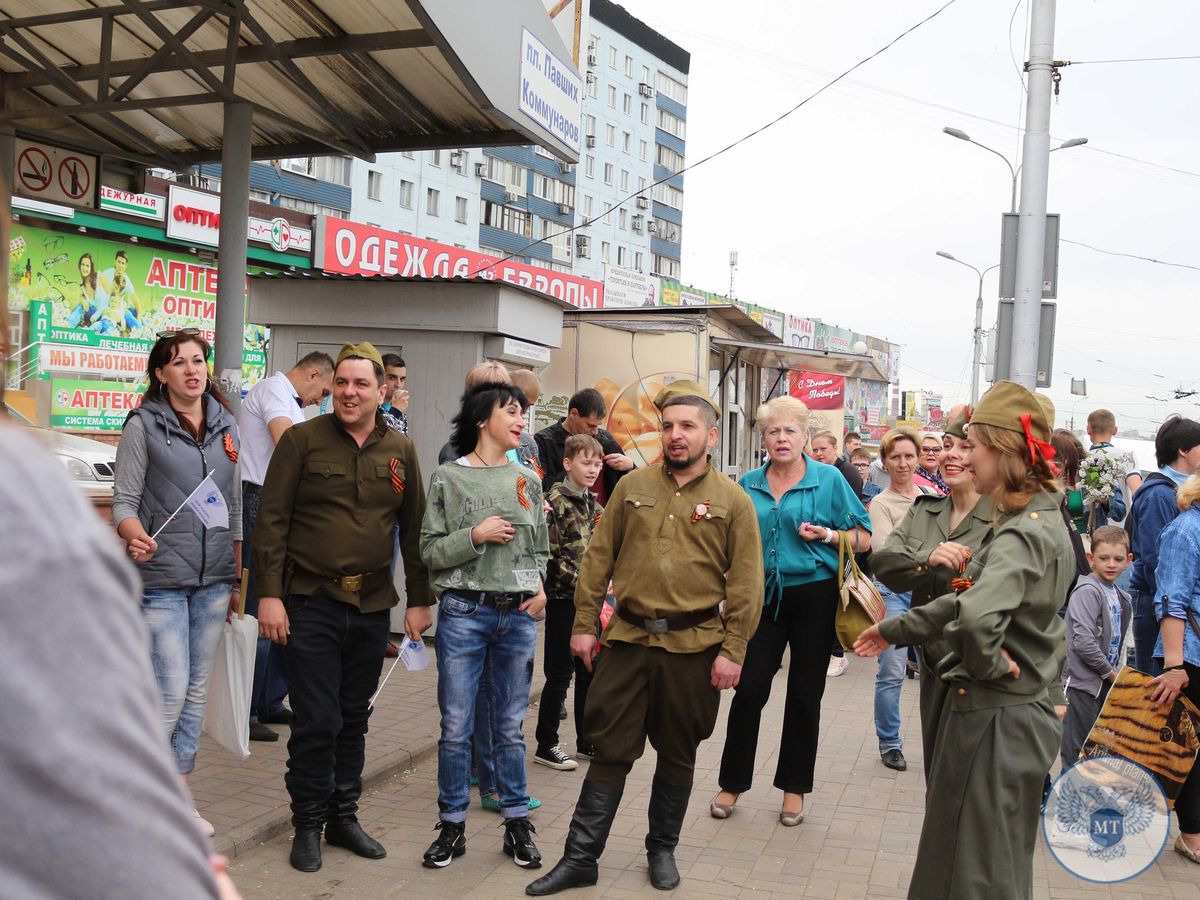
[871,493,996,780]
[877,490,1073,900]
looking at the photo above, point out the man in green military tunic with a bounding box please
[855,382,1073,900]
[253,342,433,873]
[527,381,764,896]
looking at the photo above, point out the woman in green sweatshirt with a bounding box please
[419,381,550,872]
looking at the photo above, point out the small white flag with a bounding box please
[186,473,230,530]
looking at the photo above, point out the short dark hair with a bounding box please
[114,250,128,262]
[382,353,406,369]
[295,351,334,374]
[337,355,384,385]
[661,395,718,429]
[568,388,606,419]
[845,432,862,443]
[1091,524,1130,553]
[1155,416,1200,468]
[451,381,528,456]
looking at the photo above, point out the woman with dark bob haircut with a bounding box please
[419,382,551,871]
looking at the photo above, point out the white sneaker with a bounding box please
[533,744,578,771]
[192,807,215,837]
[826,655,849,677]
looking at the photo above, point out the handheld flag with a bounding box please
[150,471,229,539]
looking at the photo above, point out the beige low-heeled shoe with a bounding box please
[1176,835,1200,864]
[779,796,806,827]
[709,792,739,819]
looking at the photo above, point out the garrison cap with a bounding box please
[336,341,384,370]
[970,381,1052,442]
[943,404,970,440]
[652,379,721,416]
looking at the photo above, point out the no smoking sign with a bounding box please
[13,138,97,208]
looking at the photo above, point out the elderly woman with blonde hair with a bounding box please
[710,395,870,826]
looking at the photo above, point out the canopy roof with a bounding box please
[710,337,890,382]
[0,0,581,169]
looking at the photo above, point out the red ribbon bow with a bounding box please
[1020,413,1057,469]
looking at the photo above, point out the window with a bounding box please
[249,188,271,203]
[622,132,630,154]
[656,144,686,173]
[582,194,593,217]
[656,71,688,104]
[620,169,629,191]
[486,156,526,194]
[601,240,610,262]
[624,55,633,77]
[608,46,617,68]
[540,218,571,262]
[652,183,684,209]
[603,202,612,225]
[640,102,649,124]
[281,157,314,176]
[638,176,646,190]
[607,85,616,108]
[656,108,686,139]
[588,76,597,99]
[653,255,681,278]
[623,94,632,115]
[639,140,649,162]
[653,216,681,241]
[585,114,596,137]
[634,251,643,271]
[618,208,627,230]
[617,245,627,266]
[642,65,651,84]
[532,174,575,207]
[585,155,595,178]
[603,163,613,185]
[308,156,351,185]
[399,179,414,208]
[402,151,415,159]
[605,123,615,146]
[367,170,382,200]
[455,196,468,224]
[481,201,529,235]
[430,149,441,166]
[426,188,439,216]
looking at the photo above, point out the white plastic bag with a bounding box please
[203,577,257,760]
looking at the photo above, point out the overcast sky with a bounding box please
[618,0,1199,437]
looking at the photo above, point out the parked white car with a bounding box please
[6,406,116,504]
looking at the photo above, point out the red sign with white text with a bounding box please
[315,216,604,308]
[789,371,845,410]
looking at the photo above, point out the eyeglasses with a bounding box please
[852,462,870,469]
[156,327,202,339]
[921,447,941,455]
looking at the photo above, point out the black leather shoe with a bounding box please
[325,820,387,859]
[526,780,622,895]
[249,721,279,742]
[881,749,908,772]
[423,820,466,869]
[289,826,323,872]
[646,778,690,890]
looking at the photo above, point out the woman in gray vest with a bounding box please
[113,329,242,839]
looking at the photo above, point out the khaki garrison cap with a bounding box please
[336,341,384,370]
[970,380,1053,444]
[652,379,721,416]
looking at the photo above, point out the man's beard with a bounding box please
[663,446,706,470]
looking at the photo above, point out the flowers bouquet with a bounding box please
[1078,447,1136,530]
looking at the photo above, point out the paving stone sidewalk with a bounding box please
[214,642,1200,898]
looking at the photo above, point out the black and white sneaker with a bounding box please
[502,817,542,868]
[422,820,466,868]
[533,744,578,771]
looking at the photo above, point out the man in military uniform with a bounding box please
[527,381,764,896]
[253,342,432,873]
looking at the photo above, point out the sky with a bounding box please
[615,0,1200,437]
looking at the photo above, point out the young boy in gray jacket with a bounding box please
[1060,525,1133,770]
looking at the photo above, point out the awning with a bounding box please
[710,338,890,382]
[0,0,582,168]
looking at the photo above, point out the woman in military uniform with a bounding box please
[855,382,1072,900]
[869,407,994,782]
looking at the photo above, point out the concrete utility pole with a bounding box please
[1010,0,1058,389]
[214,101,252,409]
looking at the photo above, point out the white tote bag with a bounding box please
[203,570,257,760]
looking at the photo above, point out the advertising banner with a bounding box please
[315,216,603,308]
[785,315,815,349]
[789,371,845,410]
[602,263,658,308]
[50,378,145,430]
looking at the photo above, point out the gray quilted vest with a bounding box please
[127,395,240,590]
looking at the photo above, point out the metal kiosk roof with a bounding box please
[0,0,583,400]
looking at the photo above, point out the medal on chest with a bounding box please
[691,499,712,524]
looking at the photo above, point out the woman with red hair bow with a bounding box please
[855,381,1074,900]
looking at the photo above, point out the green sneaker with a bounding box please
[480,794,541,812]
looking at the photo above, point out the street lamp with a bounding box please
[941,127,1088,213]
[936,250,1000,406]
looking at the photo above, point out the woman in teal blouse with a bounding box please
[710,396,870,825]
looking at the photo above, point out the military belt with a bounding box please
[615,604,720,636]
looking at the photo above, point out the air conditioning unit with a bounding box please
[558,161,574,174]
[575,234,590,258]
[636,196,650,209]
[587,52,598,68]
[586,72,596,85]
[667,227,678,241]
[505,191,521,203]
[586,135,596,148]
[647,221,658,234]
[449,150,464,168]
[558,203,571,215]
[631,215,643,232]
[638,82,653,97]
[475,162,488,178]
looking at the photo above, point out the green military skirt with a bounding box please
[909,695,1061,900]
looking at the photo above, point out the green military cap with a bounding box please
[336,341,383,370]
[971,380,1053,443]
[653,379,721,416]
[943,403,970,439]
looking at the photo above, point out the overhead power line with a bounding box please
[468,0,963,278]
[1065,55,1200,66]
[1061,239,1200,273]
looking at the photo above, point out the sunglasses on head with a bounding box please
[156,327,202,339]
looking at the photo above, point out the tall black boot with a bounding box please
[324,779,386,859]
[289,799,326,873]
[525,780,623,896]
[645,778,692,890]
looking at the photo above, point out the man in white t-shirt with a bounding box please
[239,352,334,742]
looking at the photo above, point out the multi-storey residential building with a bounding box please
[197,157,351,220]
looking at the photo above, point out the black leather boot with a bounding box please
[645,778,691,890]
[289,800,326,873]
[525,780,623,896]
[324,779,386,859]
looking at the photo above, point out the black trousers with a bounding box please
[535,598,593,751]
[1176,662,1200,833]
[718,578,838,795]
[282,593,389,815]
[583,641,721,790]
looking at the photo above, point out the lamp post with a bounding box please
[941,127,1087,214]
[936,251,1000,406]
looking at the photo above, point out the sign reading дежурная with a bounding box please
[518,28,582,156]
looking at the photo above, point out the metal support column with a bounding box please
[0,121,13,378]
[213,101,251,408]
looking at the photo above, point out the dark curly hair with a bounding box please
[450,381,528,457]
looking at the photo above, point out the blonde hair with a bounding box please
[969,421,1060,512]
[510,368,542,404]
[465,361,511,389]
[1178,473,1200,511]
[756,395,810,431]
[880,427,921,461]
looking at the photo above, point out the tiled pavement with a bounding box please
[211,641,1200,898]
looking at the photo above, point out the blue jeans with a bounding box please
[435,592,536,822]
[141,583,232,774]
[874,582,911,753]
[1131,589,1163,676]
[242,485,289,721]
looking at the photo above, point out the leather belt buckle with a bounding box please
[492,593,516,611]
[340,574,364,591]
[643,617,669,636]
